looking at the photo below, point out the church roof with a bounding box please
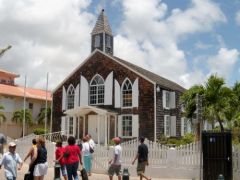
[91,9,112,35]
[113,56,186,92]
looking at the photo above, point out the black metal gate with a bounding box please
[202,131,232,180]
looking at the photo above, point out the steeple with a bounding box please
[91,9,114,55]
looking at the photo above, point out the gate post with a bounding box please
[167,147,177,168]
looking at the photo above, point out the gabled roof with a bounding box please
[91,9,112,35]
[0,69,20,78]
[113,56,186,92]
[0,84,52,101]
[53,49,185,93]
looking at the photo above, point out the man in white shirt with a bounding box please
[0,142,23,180]
[108,137,122,180]
[86,134,95,149]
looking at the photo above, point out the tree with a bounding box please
[12,109,33,136]
[0,105,6,124]
[37,107,51,125]
[181,74,233,133]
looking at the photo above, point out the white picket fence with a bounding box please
[92,139,200,178]
[6,133,240,179]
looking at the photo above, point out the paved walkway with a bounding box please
[0,163,189,180]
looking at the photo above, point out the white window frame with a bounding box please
[68,117,74,135]
[67,85,75,110]
[121,78,132,108]
[89,74,105,105]
[121,115,133,138]
[164,115,171,137]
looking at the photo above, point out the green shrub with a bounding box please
[33,128,48,135]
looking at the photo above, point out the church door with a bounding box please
[88,115,105,144]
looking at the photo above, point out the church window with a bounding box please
[122,115,132,137]
[122,79,132,107]
[67,85,75,109]
[164,115,171,137]
[94,35,100,47]
[106,35,111,47]
[90,74,104,105]
[69,117,73,135]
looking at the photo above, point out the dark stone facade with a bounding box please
[53,51,155,140]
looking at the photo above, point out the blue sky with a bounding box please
[0,0,240,90]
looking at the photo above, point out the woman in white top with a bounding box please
[82,136,93,176]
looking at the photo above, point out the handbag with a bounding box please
[24,172,31,180]
[89,143,94,153]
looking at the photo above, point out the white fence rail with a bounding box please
[233,145,240,179]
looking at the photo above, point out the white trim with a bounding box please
[80,76,89,106]
[53,49,155,93]
[62,86,66,111]
[114,80,121,108]
[74,84,79,108]
[132,78,139,108]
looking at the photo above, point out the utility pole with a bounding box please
[0,45,12,57]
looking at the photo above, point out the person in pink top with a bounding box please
[55,140,67,180]
[64,136,82,180]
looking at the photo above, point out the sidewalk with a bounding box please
[0,163,189,180]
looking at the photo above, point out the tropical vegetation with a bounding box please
[0,105,6,124]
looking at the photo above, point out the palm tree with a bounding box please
[37,107,51,125]
[181,74,233,133]
[0,105,6,124]
[12,109,33,136]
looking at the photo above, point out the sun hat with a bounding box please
[112,137,121,143]
[8,142,16,147]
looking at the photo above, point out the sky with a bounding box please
[0,0,240,91]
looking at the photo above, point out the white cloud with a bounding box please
[208,48,239,78]
[0,0,229,90]
[236,10,240,26]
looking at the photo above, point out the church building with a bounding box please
[52,10,186,144]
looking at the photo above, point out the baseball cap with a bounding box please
[8,142,16,147]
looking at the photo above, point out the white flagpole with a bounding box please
[50,92,53,141]
[45,73,49,134]
[23,75,26,138]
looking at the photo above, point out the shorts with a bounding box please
[108,165,121,176]
[137,161,147,175]
[34,162,48,176]
[60,165,67,176]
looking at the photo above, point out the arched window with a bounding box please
[90,74,104,105]
[122,79,132,107]
[67,85,75,109]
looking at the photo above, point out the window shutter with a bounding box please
[61,116,66,135]
[170,116,176,137]
[115,80,120,108]
[62,86,66,111]
[132,78,139,107]
[170,92,176,108]
[164,115,167,136]
[181,118,185,136]
[162,90,166,108]
[74,84,79,108]
[118,115,122,137]
[132,115,139,137]
[104,71,113,105]
[80,76,89,106]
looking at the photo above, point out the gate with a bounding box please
[202,131,232,180]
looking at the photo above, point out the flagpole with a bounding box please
[23,75,26,138]
[45,73,48,134]
[50,92,53,141]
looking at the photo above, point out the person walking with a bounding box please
[86,134,95,150]
[108,137,122,180]
[55,140,67,180]
[0,142,23,180]
[30,137,48,180]
[132,136,151,180]
[23,138,37,180]
[0,133,6,155]
[64,136,82,180]
[82,136,92,176]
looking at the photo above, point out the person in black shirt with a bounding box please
[132,136,151,180]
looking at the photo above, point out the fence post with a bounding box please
[167,147,177,168]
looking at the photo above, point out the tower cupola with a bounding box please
[91,9,113,55]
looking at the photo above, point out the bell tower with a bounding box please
[91,9,113,55]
